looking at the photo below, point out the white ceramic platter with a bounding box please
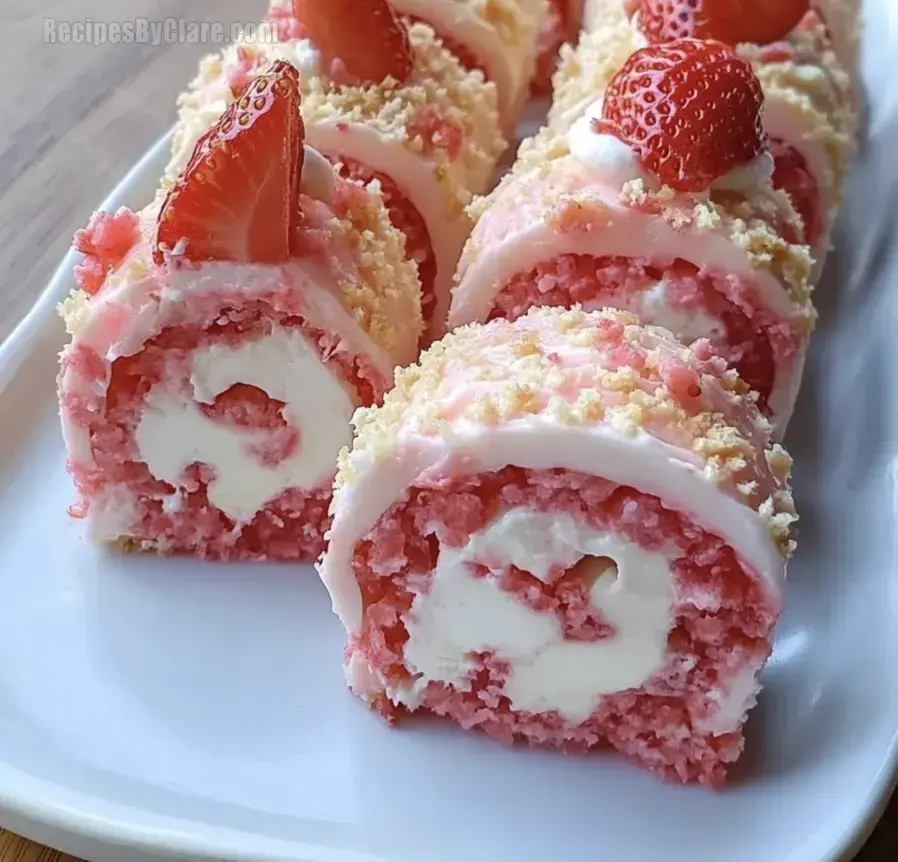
[2,3,898,860]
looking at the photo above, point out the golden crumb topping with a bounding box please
[170,23,505,221]
[302,23,505,201]
[58,290,92,336]
[472,150,814,328]
[335,306,796,555]
[330,179,422,360]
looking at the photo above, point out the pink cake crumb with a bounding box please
[769,138,822,246]
[532,0,577,95]
[337,157,437,326]
[489,254,801,415]
[348,467,779,788]
[64,306,385,562]
[403,15,489,79]
[407,105,465,161]
[73,208,140,295]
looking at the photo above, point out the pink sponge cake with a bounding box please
[171,0,505,340]
[318,306,797,788]
[569,0,859,276]
[270,0,549,134]
[58,62,420,561]
[533,0,585,93]
[451,40,813,432]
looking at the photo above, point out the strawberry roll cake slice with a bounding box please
[274,0,549,134]
[170,0,505,339]
[319,307,797,788]
[451,41,813,431]
[567,0,858,274]
[58,63,420,562]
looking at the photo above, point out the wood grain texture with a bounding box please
[0,0,893,860]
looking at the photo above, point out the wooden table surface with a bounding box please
[0,0,894,859]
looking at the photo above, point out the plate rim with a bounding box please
[0,128,896,862]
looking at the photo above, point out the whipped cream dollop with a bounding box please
[136,326,355,522]
[268,38,321,83]
[398,509,676,722]
[568,97,653,187]
[569,96,776,195]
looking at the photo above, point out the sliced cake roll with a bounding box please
[319,307,796,788]
[451,40,813,431]
[59,63,420,561]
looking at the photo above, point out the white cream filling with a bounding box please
[397,509,676,721]
[135,326,354,522]
[320,419,786,635]
[628,281,725,341]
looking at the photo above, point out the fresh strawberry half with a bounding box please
[293,0,414,86]
[154,60,304,266]
[637,0,810,47]
[597,39,767,193]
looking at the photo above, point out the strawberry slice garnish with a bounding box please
[293,0,414,86]
[637,0,810,47]
[155,60,304,266]
[597,39,767,193]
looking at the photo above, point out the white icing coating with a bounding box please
[319,419,785,636]
[389,0,547,133]
[306,121,473,338]
[396,509,676,720]
[449,162,806,430]
[135,327,355,522]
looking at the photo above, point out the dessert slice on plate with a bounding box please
[450,41,813,432]
[173,0,506,339]
[319,307,797,788]
[566,0,859,277]
[269,0,549,134]
[58,62,420,561]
